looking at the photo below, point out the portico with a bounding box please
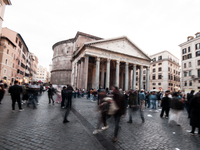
[71,36,151,91]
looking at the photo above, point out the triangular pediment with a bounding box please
[85,37,150,60]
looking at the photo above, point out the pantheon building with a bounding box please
[51,32,151,91]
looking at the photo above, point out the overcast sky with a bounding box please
[2,0,200,70]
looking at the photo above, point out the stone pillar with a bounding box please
[125,62,129,91]
[106,59,110,89]
[139,65,143,90]
[101,61,105,88]
[80,58,84,89]
[115,60,120,87]
[77,61,81,88]
[95,57,100,90]
[74,62,77,88]
[146,66,150,91]
[84,55,89,90]
[120,68,123,89]
[132,64,136,90]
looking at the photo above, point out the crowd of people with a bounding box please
[0,79,200,142]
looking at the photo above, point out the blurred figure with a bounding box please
[0,82,5,104]
[186,90,195,118]
[160,90,171,119]
[149,91,158,112]
[112,86,126,142]
[56,86,62,103]
[47,84,55,105]
[93,88,98,102]
[189,92,200,135]
[8,80,23,112]
[138,89,146,111]
[61,86,67,108]
[90,88,94,101]
[169,92,184,126]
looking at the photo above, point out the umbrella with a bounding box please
[150,89,159,92]
[38,80,42,83]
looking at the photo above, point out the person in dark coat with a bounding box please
[160,90,171,118]
[61,86,67,108]
[0,83,5,104]
[8,80,23,112]
[186,90,195,118]
[189,92,200,135]
[112,86,126,142]
[47,84,55,105]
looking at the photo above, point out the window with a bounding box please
[189,81,192,86]
[188,46,190,52]
[152,75,156,80]
[153,68,156,72]
[182,48,187,54]
[158,83,161,85]
[168,74,170,80]
[13,64,14,68]
[152,83,156,85]
[168,67,170,71]
[196,51,200,57]
[7,49,9,54]
[183,55,188,60]
[189,62,191,67]
[198,69,200,78]
[174,70,175,73]
[184,63,186,68]
[16,37,18,43]
[5,59,8,65]
[4,69,6,74]
[153,64,156,67]
[188,53,192,59]
[143,70,146,74]
[198,60,200,66]
[136,77,138,81]
[136,72,138,75]
[158,63,162,65]
[184,71,187,77]
[158,67,162,71]
[189,71,192,76]
[184,81,187,86]
[158,75,162,79]
[19,41,22,48]
[158,55,162,60]
[197,34,200,37]
[143,76,145,80]
[195,43,200,50]
[152,58,156,62]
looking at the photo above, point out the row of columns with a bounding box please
[75,56,150,91]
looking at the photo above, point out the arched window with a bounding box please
[5,59,8,64]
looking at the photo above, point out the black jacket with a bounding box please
[161,96,171,108]
[187,93,194,102]
[9,85,22,96]
[170,97,184,110]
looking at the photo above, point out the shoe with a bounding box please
[63,120,69,123]
[102,126,109,130]
[19,109,24,112]
[113,137,117,142]
[189,132,195,135]
[127,121,132,123]
[93,129,100,134]
[160,116,163,118]
[62,106,65,108]
[142,119,145,123]
[165,116,168,119]
[177,124,181,126]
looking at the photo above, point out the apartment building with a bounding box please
[30,53,38,82]
[0,0,11,35]
[146,51,180,91]
[179,32,200,93]
[0,28,39,84]
[36,65,48,83]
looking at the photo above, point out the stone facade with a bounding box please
[179,32,200,93]
[52,32,151,91]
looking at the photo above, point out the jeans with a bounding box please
[128,106,144,122]
[48,94,54,104]
[114,114,121,137]
[90,94,94,101]
[160,107,170,117]
[151,100,157,109]
[27,94,37,108]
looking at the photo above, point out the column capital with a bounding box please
[125,62,129,65]
[116,60,120,64]
[107,58,110,62]
[96,57,100,62]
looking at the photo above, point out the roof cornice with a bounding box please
[179,36,200,47]
[3,0,12,5]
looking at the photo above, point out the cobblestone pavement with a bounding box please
[0,92,199,150]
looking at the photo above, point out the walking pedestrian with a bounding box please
[66,85,74,108]
[160,90,171,119]
[0,82,5,104]
[186,90,195,118]
[189,92,200,135]
[47,84,55,105]
[169,92,184,126]
[112,86,126,142]
[61,86,67,108]
[8,80,24,112]
[27,82,40,109]
[56,85,62,103]
[149,91,158,112]
[138,89,146,111]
